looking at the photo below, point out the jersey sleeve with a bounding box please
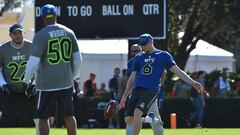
[132,56,139,72]
[70,31,79,53]
[31,33,45,58]
[127,58,133,74]
[163,51,176,69]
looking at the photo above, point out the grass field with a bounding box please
[0,128,240,135]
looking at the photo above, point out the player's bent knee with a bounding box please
[125,116,133,124]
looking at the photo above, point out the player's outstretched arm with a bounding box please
[160,69,167,85]
[169,65,204,93]
[118,72,136,110]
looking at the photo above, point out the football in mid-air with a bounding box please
[104,100,118,119]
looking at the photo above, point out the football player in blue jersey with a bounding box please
[125,44,166,135]
[127,44,141,75]
[118,33,204,135]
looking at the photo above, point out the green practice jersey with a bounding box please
[31,23,79,91]
[0,40,32,91]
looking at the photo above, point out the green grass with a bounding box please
[0,128,239,135]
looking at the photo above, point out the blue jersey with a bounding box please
[132,49,176,92]
[127,57,134,75]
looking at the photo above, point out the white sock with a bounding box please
[144,116,159,124]
[126,124,133,135]
[144,115,153,123]
[33,118,40,135]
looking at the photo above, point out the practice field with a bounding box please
[0,128,239,135]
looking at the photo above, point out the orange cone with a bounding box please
[170,113,177,129]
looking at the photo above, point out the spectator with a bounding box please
[172,79,192,98]
[118,69,128,100]
[236,79,240,96]
[83,72,97,97]
[117,68,128,128]
[214,69,231,97]
[109,67,121,100]
[108,67,121,128]
[95,83,109,98]
[188,71,208,128]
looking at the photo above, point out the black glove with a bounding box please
[1,84,11,94]
[23,83,37,98]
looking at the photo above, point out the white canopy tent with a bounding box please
[185,40,235,73]
[77,39,128,90]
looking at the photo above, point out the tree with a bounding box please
[167,0,240,69]
[204,1,240,70]
[163,0,240,95]
[0,0,28,16]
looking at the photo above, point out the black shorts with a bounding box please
[36,87,74,118]
[124,87,158,117]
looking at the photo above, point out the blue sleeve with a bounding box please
[31,33,43,58]
[127,59,133,74]
[132,57,139,72]
[164,51,176,69]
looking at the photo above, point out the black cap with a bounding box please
[138,33,153,46]
[9,24,24,33]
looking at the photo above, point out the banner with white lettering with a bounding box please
[35,0,167,39]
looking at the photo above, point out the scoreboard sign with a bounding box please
[35,0,167,39]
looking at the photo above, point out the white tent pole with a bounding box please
[194,55,198,72]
